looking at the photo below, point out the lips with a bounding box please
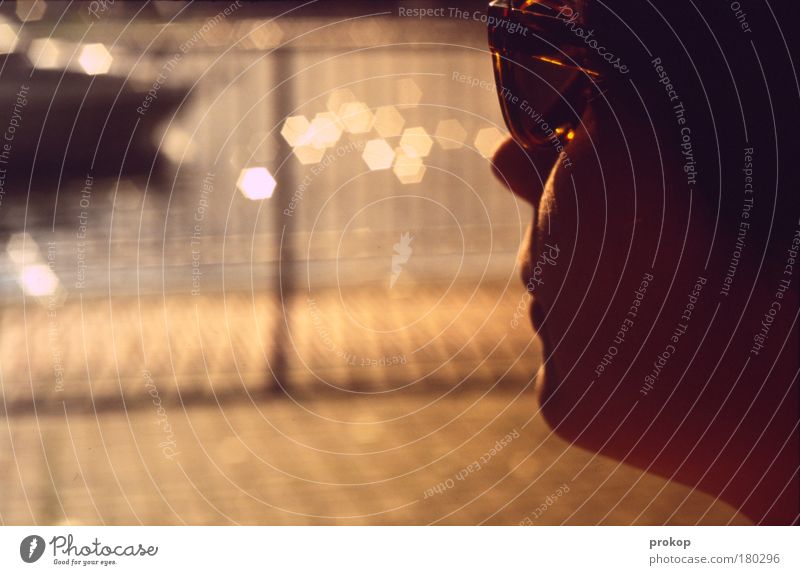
[530,300,546,339]
[491,136,562,391]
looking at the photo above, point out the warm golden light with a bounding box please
[434,119,467,150]
[373,106,405,138]
[236,167,277,200]
[535,55,601,77]
[161,126,197,163]
[21,264,60,297]
[245,20,284,50]
[0,24,19,54]
[326,88,356,116]
[6,232,40,265]
[308,112,343,149]
[339,102,374,134]
[15,0,47,22]
[399,127,433,158]
[392,147,426,184]
[361,138,395,171]
[78,43,113,75]
[27,38,63,69]
[292,145,326,165]
[474,126,506,158]
[395,78,423,107]
[280,115,311,148]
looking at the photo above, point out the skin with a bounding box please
[492,89,799,524]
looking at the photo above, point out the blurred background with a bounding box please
[0,0,744,524]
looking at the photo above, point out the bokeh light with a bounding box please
[78,43,113,75]
[434,119,467,150]
[27,38,63,69]
[339,101,374,134]
[361,138,395,171]
[6,232,40,265]
[15,0,47,23]
[309,112,343,149]
[20,264,60,297]
[395,78,422,107]
[392,147,426,184]
[292,145,326,165]
[399,127,433,158]
[244,20,284,50]
[237,167,277,200]
[325,88,356,116]
[0,23,19,54]
[280,115,311,148]
[373,105,405,139]
[161,126,198,163]
[474,126,506,158]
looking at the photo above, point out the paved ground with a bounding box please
[0,285,746,525]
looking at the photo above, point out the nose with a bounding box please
[491,137,558,206]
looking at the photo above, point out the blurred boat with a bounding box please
[0,52,188,181]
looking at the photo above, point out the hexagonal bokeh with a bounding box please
[372,106,405,139]
[392,147,426,184]
[326,88,356,116]
[0,24,19,54]
[474,126,507,158]
[339,101,374,134]
[236,167,277,200]
[21,264,60,297]
[246,20,284,50]
[161,127,197,163]
[293,145,326,165]
[434,119,468,150]
[309,112,343,149]
[78,43,113,75]
[399,127,433,158]
[280,115,311,147]
[395,78,422,107]
[16,0,47,22]
[346,19,390,46]
[27,38,62,69]
[361,139,395,171]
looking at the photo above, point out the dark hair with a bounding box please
[587,1,797,260]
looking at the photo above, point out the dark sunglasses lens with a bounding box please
[494,48,585,147]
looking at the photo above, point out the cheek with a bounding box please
[543,133,639,249]
[530,129,646,321]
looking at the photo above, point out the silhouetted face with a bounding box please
[489,2,800,524]
[486,1,680,423]
[491,92,693,430]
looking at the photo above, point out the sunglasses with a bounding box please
[487,0,604,152]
